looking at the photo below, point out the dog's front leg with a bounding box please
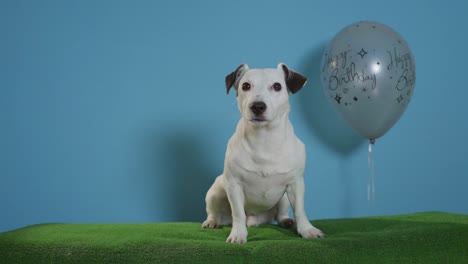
[225,181,248,244]
[286,178,325,238]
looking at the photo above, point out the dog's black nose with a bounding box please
[250,101,266,115]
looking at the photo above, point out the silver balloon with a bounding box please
[321,21,416,141]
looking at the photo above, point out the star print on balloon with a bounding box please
[396,95,404,104]
[335,93,342,104]
[357,48,368,59]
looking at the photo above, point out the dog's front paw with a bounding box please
[298,225,325,239]
[226,228,248,244]
[202,219,219,229]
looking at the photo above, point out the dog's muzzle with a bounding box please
[250,101,266,116]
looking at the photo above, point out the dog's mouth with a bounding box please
[249,117,268,124]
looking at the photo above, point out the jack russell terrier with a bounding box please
[202,63,324,244]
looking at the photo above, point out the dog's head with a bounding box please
[225,63,307,126]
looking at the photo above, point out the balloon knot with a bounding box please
[370,138,375,145]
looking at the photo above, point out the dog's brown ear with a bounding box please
[279,63,307,94]
[226,64,249,94]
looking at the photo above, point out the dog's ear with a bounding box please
[226,64,249,94]
[278,63,307,94]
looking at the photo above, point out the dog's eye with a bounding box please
[273,83,282,92]
[242,82,251,91]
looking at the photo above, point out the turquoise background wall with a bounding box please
[1,0,467,232]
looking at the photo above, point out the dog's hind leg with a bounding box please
[202,175,232,228]
[276,193,295,228]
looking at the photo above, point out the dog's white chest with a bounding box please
[239,169,294,212]
[226,136,304,213]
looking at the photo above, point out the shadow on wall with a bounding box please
[296,44,366,217]
[297,43,364,156]
[158,129,218,223]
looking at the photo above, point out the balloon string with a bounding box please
[368,139,375,207]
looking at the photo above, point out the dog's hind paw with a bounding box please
[202,219,219,229]
[279,218,295,229]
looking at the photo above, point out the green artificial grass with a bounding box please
[1,212,467,263]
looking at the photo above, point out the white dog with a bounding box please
[202,63,324,244]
